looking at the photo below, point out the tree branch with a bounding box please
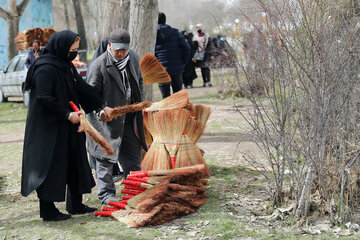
[0,7,10,20]
[17,0,31,16]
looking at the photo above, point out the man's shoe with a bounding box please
[190,85,194,88]
[103,196,121,205]
[208,82,212,87]
[203,83,206,87]
[67,204,97,215]
[184,85,188,89]
[43,212,71,221]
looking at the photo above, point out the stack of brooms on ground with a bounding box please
[14,27,56,51]
[90,54,211,227]
[94,89,211,227]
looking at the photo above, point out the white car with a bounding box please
[0,54,29,106]
[0,54,87,107]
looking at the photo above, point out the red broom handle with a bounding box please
[130,170,149,175]
[124,185,147,191]
[122,195,135,200]
[128,172,149,178]
[121,189,143,195]
[94,211,113,217]
[122,180,143,187]
[102,206,120,211]
[69,101,82,116]
[126,176,150,183]
[171,156,176,169]
[108,201,127,209]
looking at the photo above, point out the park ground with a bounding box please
[0,72,359,240]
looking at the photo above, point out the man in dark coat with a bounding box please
[155,12,190,98]
[86,28,147,204]
[21,30,112,221]
[25,40,44,68]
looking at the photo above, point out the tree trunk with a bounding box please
[6,17,20,61]
[129,0,158,101]
[63,0,71,29]
[0,0,31,61]
[72,0,87,60]
[99,0,123,41]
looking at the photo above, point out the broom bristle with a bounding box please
[140,53,171,85]
[78,116,115,156]
[175,135,210,176]
[185,119,206,144]
[194,105,211,126]
[110,101,152,118]
[154,109,190,168]
[145,90,189,112]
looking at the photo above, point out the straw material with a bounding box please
[175,134,209,176]
[144,90,190,112]
[14,27,56,51]
[141,136,171,170]
[184,119,206,144]
[110,102,152,118]
[109,164,208,227]
[78,115,115,156]
[140,53,171,85]
[154,109,190,168]
[193,104,211,126]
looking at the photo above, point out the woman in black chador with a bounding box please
[21,30,112,221]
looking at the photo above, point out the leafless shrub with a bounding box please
[230,0,360,221]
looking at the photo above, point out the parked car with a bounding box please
[0,53,87,107]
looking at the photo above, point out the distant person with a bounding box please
[181,31,197,88]
[155,12,190,98]
[25,40,43,68]
[193,24,213,87]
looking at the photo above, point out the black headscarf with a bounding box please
[24,30,80,91]
[88,37,109,69]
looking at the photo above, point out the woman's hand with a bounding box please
[68,111,81,124]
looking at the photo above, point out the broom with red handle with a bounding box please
[102,206,121,211]
[140,53,172,85]
[69,101,115,155]
[94,211,114,217]
[108,201,127,209]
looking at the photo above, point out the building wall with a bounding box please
[0,0,53,69]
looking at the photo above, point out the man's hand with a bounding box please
[68,111,81,124]
[34,53,39,59]
[99,106,113,122]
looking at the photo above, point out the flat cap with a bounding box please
[109,28,130,50]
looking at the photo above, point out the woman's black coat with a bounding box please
[21,30,104,201]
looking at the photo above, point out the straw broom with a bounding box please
[193,105,211,126]
[140,53,171,85]
[69,101,115,155]
[110,101,152,118]
[154,109,190,169]
[144,90,190,113]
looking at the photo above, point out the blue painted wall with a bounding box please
[0,0,53,69]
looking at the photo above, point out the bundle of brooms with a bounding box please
[94,164,209,227]
[14,27,56,51]
[141,91,211,174]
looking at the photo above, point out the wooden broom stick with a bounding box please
[110,101,152,118]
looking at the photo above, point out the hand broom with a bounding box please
[69,101,115,155]
[154,109,191,169]
[140,53,171,85]
[175,119,210,176]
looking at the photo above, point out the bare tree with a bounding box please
[231,0,360,221]
[129,0,158,101]
[72,0,87,60]
[0,0,31,61]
